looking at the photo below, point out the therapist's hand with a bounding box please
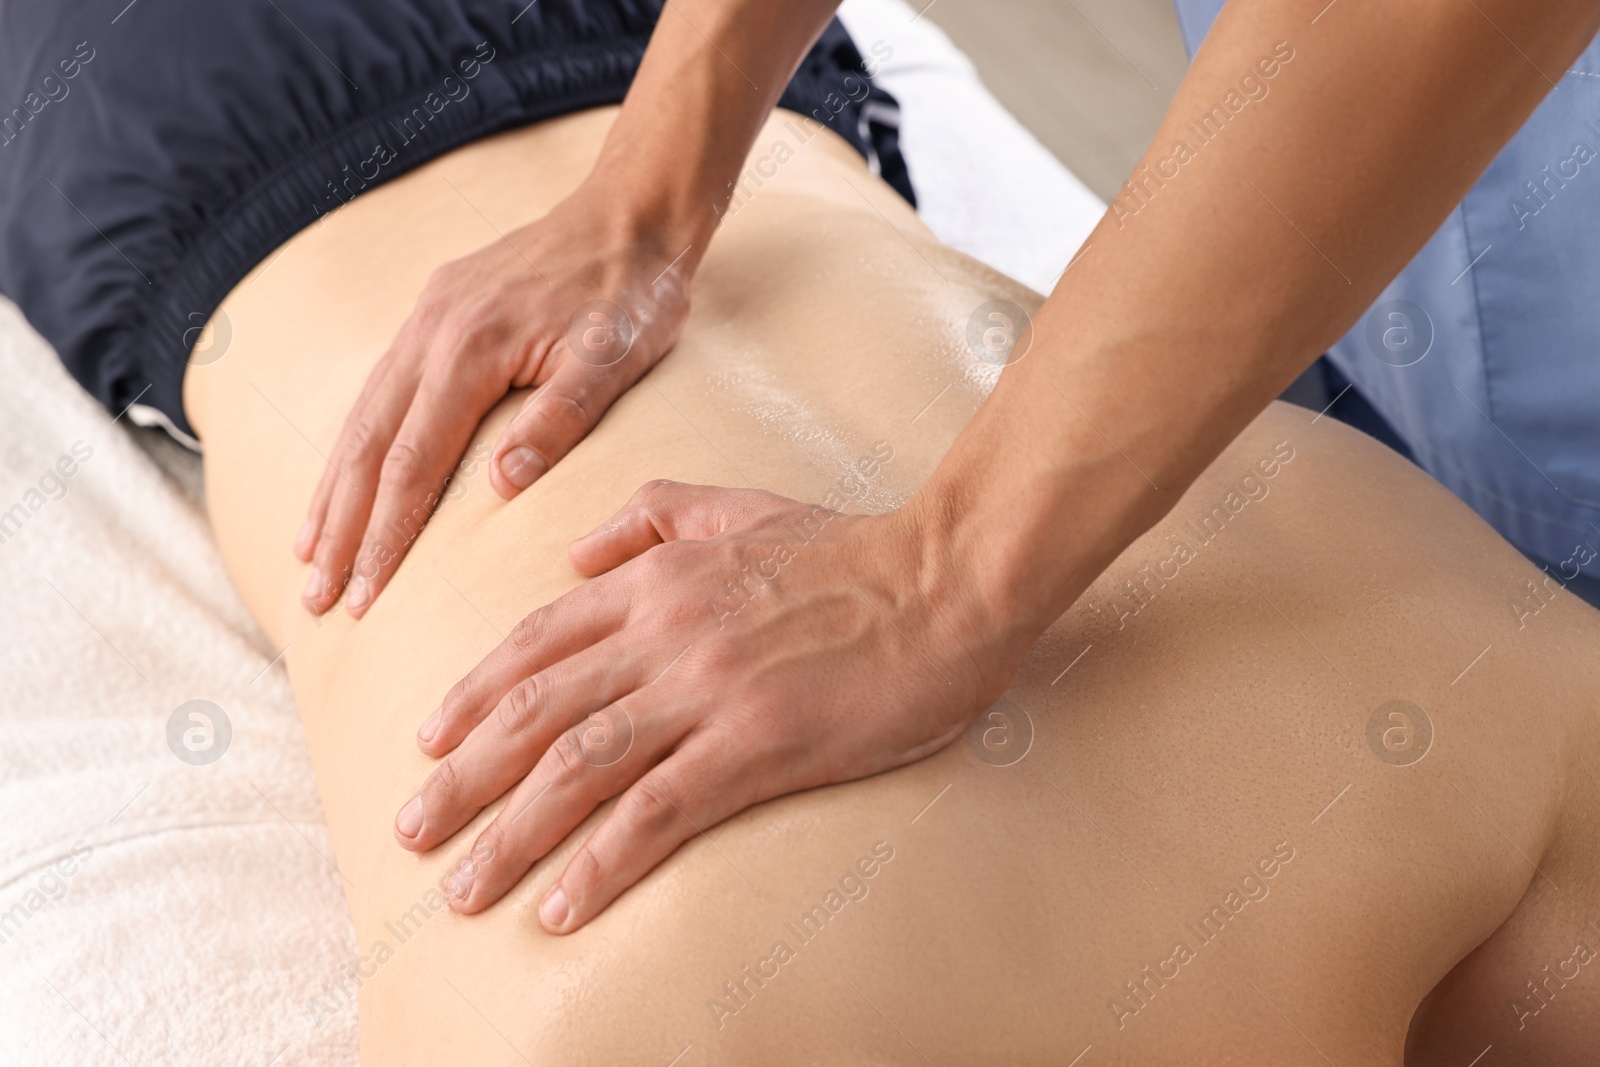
[295,183,699,619]
[394,480,1014,931]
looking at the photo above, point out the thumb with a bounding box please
[569,481,793,576]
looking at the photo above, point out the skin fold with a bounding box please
[186,108,1600,1065]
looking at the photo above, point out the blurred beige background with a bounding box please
[924,0,1189,200]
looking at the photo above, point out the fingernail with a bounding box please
[302,567,324,603]
[539,884,569,930]
[294,517,316,558]
[417,707,442,744]
[499,447,546,490]
[347,575,370,613]
[395,795,423,839]
[447,858,476,904]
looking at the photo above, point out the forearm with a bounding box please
[585,0,844,263]
[912,0,1600,645]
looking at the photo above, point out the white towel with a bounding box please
[0,295,359,1066]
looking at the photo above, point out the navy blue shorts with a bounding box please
[0,1,913,440]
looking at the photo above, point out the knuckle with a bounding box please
[496,675,543,734]
[349,543,379,582]
[464,830,499,867]
[545,728,593,786]
[380,438,429,489]
[538,388,593,435]
[508,610,547,655]
[620,776,681,835]
[466,827,505,876]
[428,756,466,807]
[446,302,508,350]
[425,320,466,359]
[361,537,397,572]
[440,674,475,725]
[344,418,387,468]
[424,263,462,296]
[434,317,475,355]
[451,285,498,322]
[414,283,465,333]
[564,842,605,895]
[637,478,676,507]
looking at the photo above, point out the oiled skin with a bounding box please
[186,107,1600,1065]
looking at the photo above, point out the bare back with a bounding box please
[185,107,1600,1065]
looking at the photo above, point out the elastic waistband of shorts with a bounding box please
[125,34,909,441]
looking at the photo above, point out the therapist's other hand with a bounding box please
[295,186,696,619]
[395,481,1012,932]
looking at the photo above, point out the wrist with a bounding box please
[584,114,732,264]
[899,385,1178,654]
[572,166,715,274]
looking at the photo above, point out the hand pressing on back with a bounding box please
[393,481,1023,932]
[295,180,701,618]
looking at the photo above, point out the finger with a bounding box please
[302,354,425,614]
[444,695,684,914]
[344,357,505,618]
[397,637,644,852]
[539,731,761,933]
[295,455,341,563]
[295,345,403,563]
[487,351,628,498]
[420,575,629,756]
[569,480,798,575]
